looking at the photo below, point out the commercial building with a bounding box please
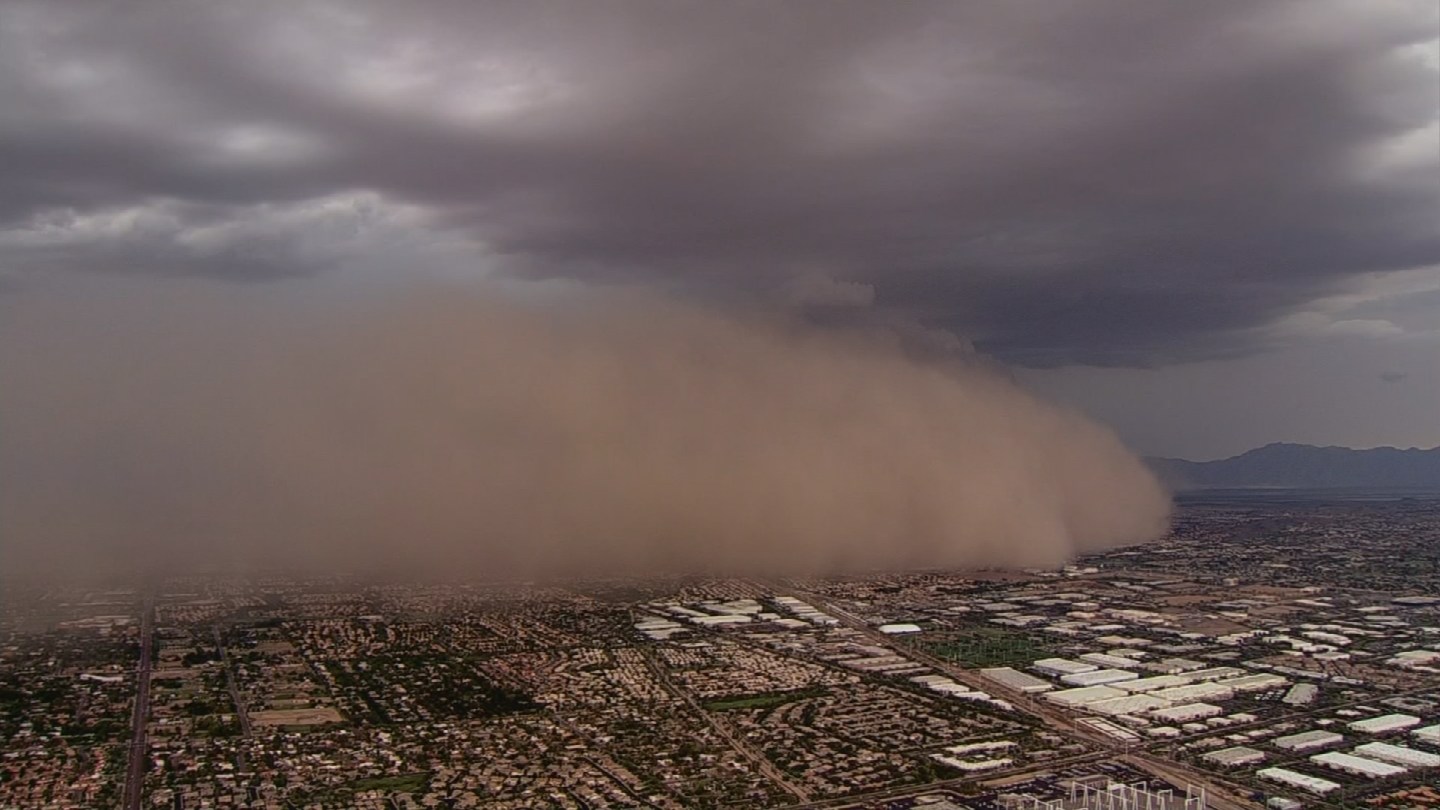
[1078,652,1139,669]
[1151,683,1233,704]
[1032,658,1097,677]
[1113,675,1193,693]
[1256,767,1340,795]
[1149,702,1222,724]
[1349,714,1422,734]
[1203,746,1266,767]
[1282,683,1318,706]
[1412,724,1440,745]
[979,667,1053,693]
[1310,751,1407,779]
[1353,742,1440,769]
[878,623,922,634]
[1045,685,1126,708]
[1085,694,1170,717]
[1060,668,1139,688]
[1273,730,1344,752]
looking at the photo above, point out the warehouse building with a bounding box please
[1282,683,1318,706]
[1045,685,1127,707]
[1032,657,1097,677]
[1215,673,1287,693]
[1086,694,1171,717]
[1149,702,1223,723]
[1310,751,1407,779]
[1257,767,1340,795]
[1079,652,1140,669]
[1353,742,1440,769]
[980,667,1054,693]
[1412,724,1440,745]
[1060,668,1139,687]
[1273,730,1344,752]
[1349,714,1422,734]
[1113,675,1193,693]
[1152,683,1233,703]
[1203,746,1266,767]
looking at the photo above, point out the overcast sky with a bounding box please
[2,1,1437,459]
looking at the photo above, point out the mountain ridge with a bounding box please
[1146,442,1440,491]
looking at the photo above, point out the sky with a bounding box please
[1,0,1438,460]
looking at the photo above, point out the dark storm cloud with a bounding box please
[0,0,1436,365]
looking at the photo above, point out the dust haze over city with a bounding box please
[1,277,1171,580]
[2,2,1438,809]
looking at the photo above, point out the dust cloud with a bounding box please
[0,278,1170,580]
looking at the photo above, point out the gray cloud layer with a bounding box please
[0,279,1170,579]
[1,1,1435,366]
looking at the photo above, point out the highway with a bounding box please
[122,595,154,810]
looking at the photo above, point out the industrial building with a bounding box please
[1353,742,1440,769]
[1032,657,1097,677]
[1273,730,1344,752]
[980,667,1054,693]
[1413,724,1440,745]
[1085,694,1170,717]
[1113,675,1192,693]
[1310,751,1407,779]
[1256,767,1340,795]
[1149,703,1222,724]
[1078,652,1139,669]
[1348,714,1422,734]
[1151,683,1233,704]
[1060,668,1139,688]
[1045,685,1126,707]
[1282,683,1318,706]
[1203,746,1266,767]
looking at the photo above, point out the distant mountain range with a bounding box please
[1146,442,1440,491]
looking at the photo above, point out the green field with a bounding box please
[919,627,1052,668]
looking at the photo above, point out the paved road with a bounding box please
[214,626,252,773]
[123,596,154,810]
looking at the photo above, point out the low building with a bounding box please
[1256,767,1340,795]
[979,667,1053,693]
[1203,746,1266,767]
[1412,724,1440,745]
[1060,668,1139,688]
[1273,730,1344,752]
[878,623,923,634]
[1045,685,1127,707]
[1282,683,1318,706]
[1353,742,1440,769]
[1310,751,1407,779]
[1032,657,1097,677]
[1348,714,1422,734]
[1149,702,1223,724]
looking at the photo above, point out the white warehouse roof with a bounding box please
[1353,742,1440,768]
[1203,746,1266,767]
[1149,702,1223,723]
[1310,751,1407,779]
[1032,657,1097,676]
[878,623,923,634]
[1349,714,1422,734]
[1060,668,1139,687]
[980,667,1054,693]
[1412,724,1440,744]
[1257,767,1340,795]
[1273,730,1344,751]
[1046,685,1127,707]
